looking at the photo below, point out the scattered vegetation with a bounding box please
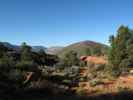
[89,79,104,87]
[1,25,133,99]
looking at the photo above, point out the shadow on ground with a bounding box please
[1,87,133,100]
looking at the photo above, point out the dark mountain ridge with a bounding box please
[0,42,47,52]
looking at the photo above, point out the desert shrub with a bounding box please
[62,50,80,67]
[111,69,121,78]
[45,75,65,84]
[94,64,106,71]
[90,79,104,87]
[117,86,130,92]
[91,47,102,56]
[78,76,88,82]
[80,61,87,67]
[0,55,15,72]
[62,80,71,85]
[76,88,87,96]
[54,60,66,69]
[8,69,24,88]
[16,61,38,71]
[105,64,121,78]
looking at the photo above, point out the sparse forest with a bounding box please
[1,26,133,100]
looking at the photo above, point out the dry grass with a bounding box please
[74,75,133,96]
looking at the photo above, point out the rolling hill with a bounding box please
[57,40,109,58]
[46,46,64,55]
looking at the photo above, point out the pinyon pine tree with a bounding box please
[108,25,133,75]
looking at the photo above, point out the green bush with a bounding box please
[117,86,130,92]
[9,69,24,88]
[76,88,87,96]
[80,61,87,67]
[0,55,15,72]
[62,79,71,85]
[111,70,121,78]
[16,61,38,71]
[95,64,106,71]
[90,79,103,87]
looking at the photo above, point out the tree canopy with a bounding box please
[108,25,133,75]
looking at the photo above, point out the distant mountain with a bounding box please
[0,40,109,57]
[2,42,20,51]
[1,42,47,52]
[32,46,47,52]
[57,40,109,58]
[46,46,64,55]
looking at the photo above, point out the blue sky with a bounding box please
[0,0,133,47]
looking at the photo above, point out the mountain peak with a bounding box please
[57,40,108,58]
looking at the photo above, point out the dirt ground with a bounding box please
[74,75,133,96]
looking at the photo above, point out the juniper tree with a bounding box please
[108,25,133,74]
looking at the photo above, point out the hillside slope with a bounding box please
[57,40,108,58]
[46,46,64,55]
